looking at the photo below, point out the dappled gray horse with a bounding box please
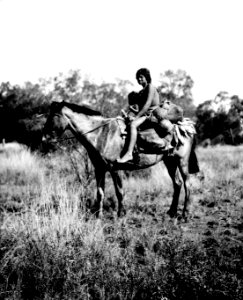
[42,101,199,219]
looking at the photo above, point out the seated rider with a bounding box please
[117,68,175,163]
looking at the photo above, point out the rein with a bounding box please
[80,117,119,136]
[51,116,123,143]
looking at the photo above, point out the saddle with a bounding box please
[137,118,196,153]
[121,99,186,155]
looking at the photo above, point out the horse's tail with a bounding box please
[188,136,200,174]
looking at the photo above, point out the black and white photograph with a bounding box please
[0,0,242,299]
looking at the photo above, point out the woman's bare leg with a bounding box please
[117,117,146,163]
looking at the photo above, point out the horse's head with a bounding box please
[42,101,68,144]
[42,101,103,144]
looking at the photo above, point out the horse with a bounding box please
[42,101,200,219]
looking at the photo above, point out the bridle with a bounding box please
[44,113,124,144]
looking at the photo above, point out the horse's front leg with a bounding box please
[111,170,126,217]
[94,169,106,218]
[163,157,182,218]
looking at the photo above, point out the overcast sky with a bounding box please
[0,0,242,104]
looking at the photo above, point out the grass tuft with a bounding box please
[0,144,242,299]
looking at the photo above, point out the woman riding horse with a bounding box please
[117,68,183,163]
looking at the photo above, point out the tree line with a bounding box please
[0,69,243,149]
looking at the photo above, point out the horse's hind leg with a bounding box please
[163,157,182,218]
[94,169,106,218]
[178,157,192,219]
[111,171,126,217]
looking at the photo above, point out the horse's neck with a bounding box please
[63,107,124,162]
[63,107,104,140]
[94,117,125,161]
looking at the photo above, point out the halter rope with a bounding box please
[51,116,123,143]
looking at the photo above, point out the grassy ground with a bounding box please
[0,143,242,299]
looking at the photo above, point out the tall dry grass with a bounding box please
[0,143,242,299]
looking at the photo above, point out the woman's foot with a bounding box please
[116,153,133,163]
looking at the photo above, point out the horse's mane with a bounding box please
[51,101,102,116]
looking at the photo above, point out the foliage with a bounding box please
[44,69,83,103]
[80,79,130,117]
[2,67,243,149]
[0,70,132,149]
[0,81,51,149]
[158,69,197,118]
[195,94,243,145]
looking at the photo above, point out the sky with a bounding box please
[0,0,243,105]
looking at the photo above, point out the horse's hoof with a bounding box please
[118,207,126,218]
[182,212,190,222]
[167,209,177,218]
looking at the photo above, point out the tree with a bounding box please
[195,94,243,145]
[42,70,132,117]
[0,81,51,148]
[42,70,83,103]
[157,69,196,118]
[79,78,131,117]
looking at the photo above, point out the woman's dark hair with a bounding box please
[136,68,152,83]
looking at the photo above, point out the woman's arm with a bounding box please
[135,84,155,118]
